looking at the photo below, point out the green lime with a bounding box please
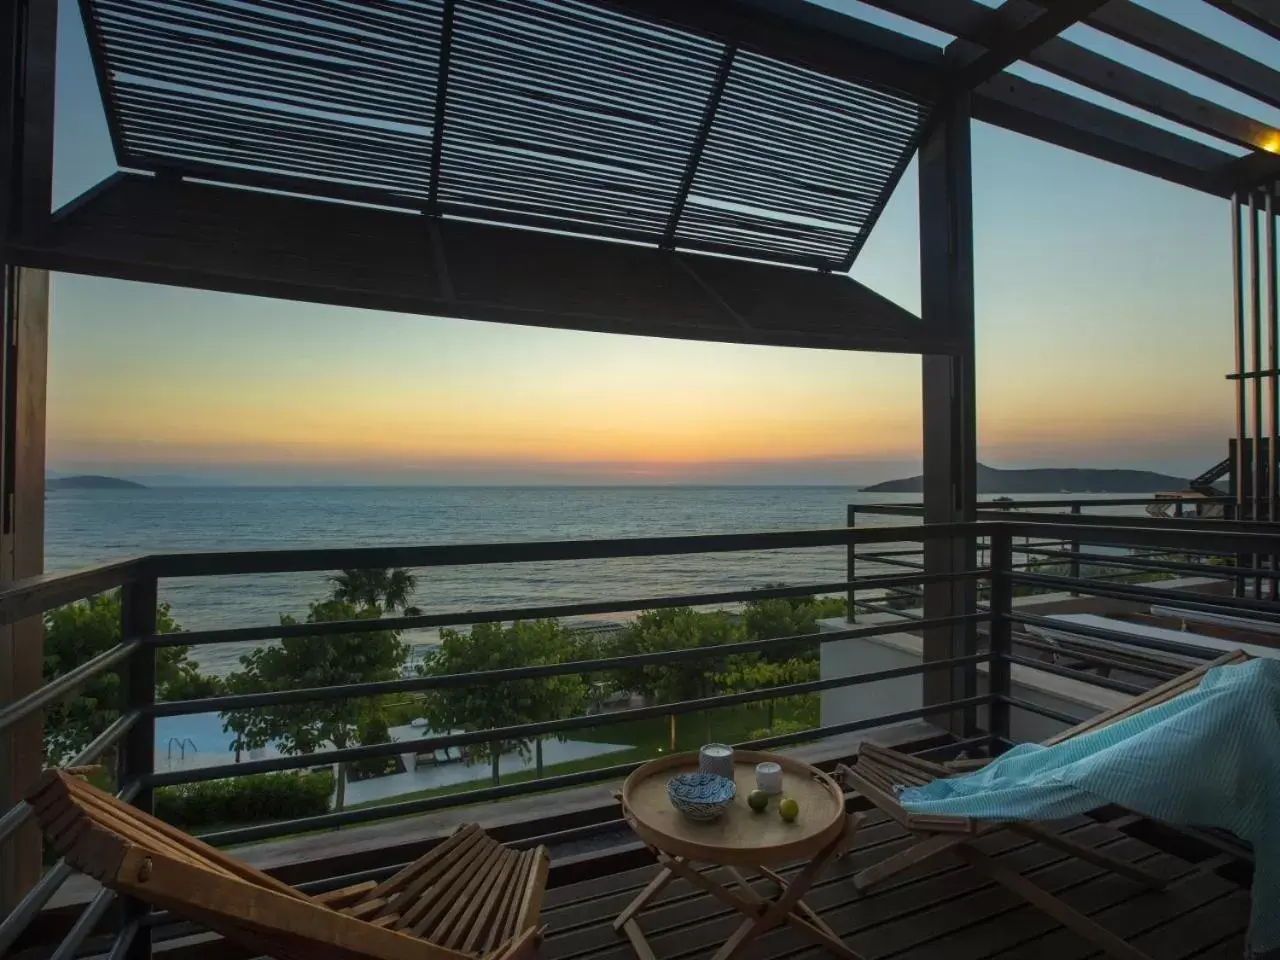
[747,789,769,813]
[778,796,799,822]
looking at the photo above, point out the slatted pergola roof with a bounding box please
[4,0,1280,352]
[81,0,930,271]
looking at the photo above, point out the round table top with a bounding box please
[619,749,846,867]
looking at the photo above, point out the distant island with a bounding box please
[46,475,147,490]
[862,463,1188,495]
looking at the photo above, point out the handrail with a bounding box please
[152,606,985,716]
[0,639,140,735]
[139,522,987,579]
[147,636,989,787]
[155,569,963,648]
[198,692,995,847]
[0,522,986,625]
[0,557,140,625]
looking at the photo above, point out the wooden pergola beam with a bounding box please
[946,0,1110,91]
[972,73,1234,196]
[867,0,1278,156]
[1045,0,1280,112]
[1203,0,1280,43]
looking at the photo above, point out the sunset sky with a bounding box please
[45,0,1278,485]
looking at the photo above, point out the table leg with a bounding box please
[617,815,868,960]
[613,866,675,932]
[711,840,850,960]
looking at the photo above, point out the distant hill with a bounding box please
[862,464,1188,495]
[46,475,147,490]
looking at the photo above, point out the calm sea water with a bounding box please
[44,486,1142,675]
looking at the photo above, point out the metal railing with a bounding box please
[0,522,991,960]
[845,496,1242,618]
[2,513,1276,960]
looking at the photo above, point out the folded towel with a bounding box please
[900,659,1279,957]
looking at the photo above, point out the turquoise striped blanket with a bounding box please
[900,658,1279,957]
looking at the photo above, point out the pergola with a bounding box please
[1,0,1279,910]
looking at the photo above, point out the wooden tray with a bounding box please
[619,749,845,867]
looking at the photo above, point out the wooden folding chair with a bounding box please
[838,649,1252,960]
[27,770,549,960]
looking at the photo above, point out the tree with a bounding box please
[418,620,590,779]
[327,568,420,615]
[610,607,743,705]
[221,600,409,810]
[742,591,846,655]
[609,608,745,746]
[42,590,208,765]
[715,654,819,733]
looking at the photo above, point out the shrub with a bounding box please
[155,769,334,831]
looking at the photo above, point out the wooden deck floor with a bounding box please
[539,810,1251,960]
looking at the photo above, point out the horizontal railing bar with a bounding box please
[198,758,646,846]
[0,797,32,849]
[151,609,986,717]
[0,558,140,626]
[50,889,118,960]
[854,554,926,572]
[856,498,1227,514]
[154,570,974,649]
[1012,634,1184,680]
[0,860,74,957]
[74,709,142,767]
[1005,654,1147,695]
[1007,610,1226,661]
[912,733,997,760]
[0,639,140,735]
[198,693,994,846]
[0,710,141,848]
[138,523,989,579]
[1018,546,1258,580]
[999,694,1087,727]
[148,644,991,788]
[1003,519,1274,547]
[1008,570,1280,624]
[850,599,922,620]
[735,697,992,752]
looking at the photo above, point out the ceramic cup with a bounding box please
[698,743,734,780]
[755,760,782,795]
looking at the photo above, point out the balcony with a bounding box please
[1,512,1268,960]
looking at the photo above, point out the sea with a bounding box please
[44,486,1144,677]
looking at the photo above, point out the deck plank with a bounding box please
[541,812,1251,960]
[984,868,1246,960]
[548,821,1104,960]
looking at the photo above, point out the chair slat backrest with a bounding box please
[27,771,467,960]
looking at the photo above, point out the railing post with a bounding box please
[845,504,857,623]
[118,575,157,960]
[988,529,1012,746]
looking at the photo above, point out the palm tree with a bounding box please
[328,568,419,614]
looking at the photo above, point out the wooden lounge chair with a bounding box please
[838,648,1252,960]
[27,770,549,960]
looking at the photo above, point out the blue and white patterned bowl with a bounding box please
[667,772,736,821]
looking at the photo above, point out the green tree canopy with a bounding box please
[220,599,409,809]
[43,590,207,765]
[610,607,744,706]
[742,591,845,650]
[327,568,420,614]
[418,619,590,764]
